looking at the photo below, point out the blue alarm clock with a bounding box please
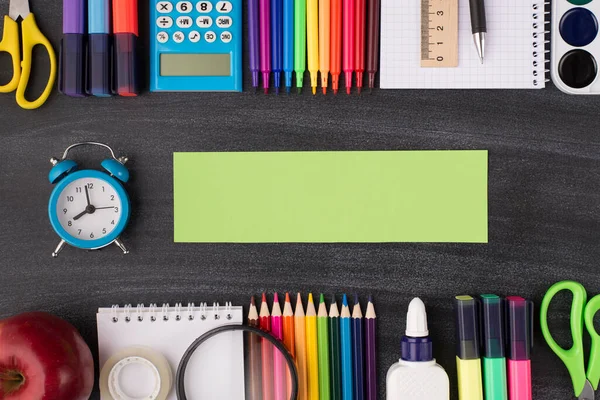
[48,143,131,257]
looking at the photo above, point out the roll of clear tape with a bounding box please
[100,346,173,400]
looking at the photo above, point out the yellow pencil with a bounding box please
[306,293,320,399]
[319,0,330,94]
[295,293,309,400]
[307,0,319,95]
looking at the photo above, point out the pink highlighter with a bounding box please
[506,296,534,400]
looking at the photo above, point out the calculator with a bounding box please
[150,0,242,91]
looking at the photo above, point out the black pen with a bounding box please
[469,0,487,63]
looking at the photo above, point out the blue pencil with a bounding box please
[352,295,365,400]
[340,294,354,400]
[282,0,294,93]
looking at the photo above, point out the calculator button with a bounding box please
[176,1,193,12]
[157,1,173,13]
[204,31,216,43]
[196,16,213,28]
[220,31,232,43]
[189,30,201,42]
[196,1,213,12]
[216,1,233,12]
[173,31,185,43]
[216,16,232,28]
[177,16,193,28]
[157,31,169,43]
[157,16,173,28]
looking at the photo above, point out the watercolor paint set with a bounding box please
[551,0,600,94]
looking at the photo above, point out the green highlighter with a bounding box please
[294,0,306,91]
[480,294,508,400]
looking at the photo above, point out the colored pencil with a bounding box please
[271,0,283,93]
[306,293,320,399]
[352,295,365,400]
[248,297,263,400]
[283,293,296,399]
[355,0,366,93]
[365,297,377,400]
[294,0,307,92]
[330,0,342,94]
[318,294,331,400]
[259,0,271,93]
[283,0,294,92]
[307,0,319,95]
[329,297,342,400]
[295,293,309,400]
[319,0,330,94]
[260,293,274,400]
[342,0,355,94]
[366,0,379,92]
[272,294,287,400]
[340,294,354,400]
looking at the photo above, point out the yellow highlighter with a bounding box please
[307,0,319,95]
[454,295,484,400]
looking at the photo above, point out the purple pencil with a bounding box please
[259,0,271,94]
[365,297,377,400]
[248,0,260,91]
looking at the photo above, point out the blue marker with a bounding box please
[271,0,283,94]
[340,294,354,400]
[88,0,112,96]
[283,0,294,93]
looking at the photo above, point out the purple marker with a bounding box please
[259,0,271,94]
[248,0,260,91]
[59,0,86,97]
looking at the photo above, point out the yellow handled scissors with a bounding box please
[0,0,56,109]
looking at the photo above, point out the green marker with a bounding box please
[317,294,331,400]
[294,0,306,93]
[480,294,508,400]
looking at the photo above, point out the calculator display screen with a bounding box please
[160,54,231,76]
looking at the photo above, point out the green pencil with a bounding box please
[318,294,331,400]
[329,296,342,400]
[294,0,307,92]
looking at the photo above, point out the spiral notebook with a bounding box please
[97,303,244,400]
[380,0,546,89]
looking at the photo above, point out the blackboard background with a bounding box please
[0,0,599,398]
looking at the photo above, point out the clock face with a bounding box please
[55,177,123,241]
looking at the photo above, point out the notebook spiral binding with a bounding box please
[110,302,234,323]
[537,0,551,85]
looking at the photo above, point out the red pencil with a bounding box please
[260,293,274,400]
[343,0,355,94]
[355,0,366,93]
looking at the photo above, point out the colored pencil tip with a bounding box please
[346,87,351,95]
[322,87,327,95]
[320,293,325,303]
[342,294,348,306]
[297,87,302,95]
[308,293,314,302]
[368,295,373,302]
[262,292,267,302]
[285,292,290,302]
[312,87,316,95]
[274,293,279,302]
[331,294,336,303]
[250,296,255,306]
[264,88,268,95]
[354,293,359,304]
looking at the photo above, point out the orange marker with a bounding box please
[112,0,139,96]
[355,0,366,93]
[319,0,331,94]
[330,0,342,94]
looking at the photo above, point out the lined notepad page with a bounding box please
[380,0,546,89]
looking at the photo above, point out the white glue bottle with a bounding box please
[386,298,450,400]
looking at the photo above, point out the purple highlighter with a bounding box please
[59,0,86,97]
[248,0,260,91]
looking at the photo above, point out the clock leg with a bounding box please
[52,240,66,258]
[114,238,130,255]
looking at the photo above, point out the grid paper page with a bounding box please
[380,0,545,89]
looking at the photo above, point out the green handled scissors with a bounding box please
[541,281,600,400]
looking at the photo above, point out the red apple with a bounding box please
[0,312,94,400]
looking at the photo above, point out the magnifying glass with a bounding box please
[176,325,299,400]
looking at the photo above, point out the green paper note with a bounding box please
[174,151,488,243]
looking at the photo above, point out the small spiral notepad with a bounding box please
[97,303,244,400]
[380,0,546,89]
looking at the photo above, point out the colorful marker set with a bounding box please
[59,0,139,98]
[248,0,380,94]
[248,293,377,400]
[454,295,534,400]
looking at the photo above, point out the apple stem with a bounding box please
[0,370,25,394]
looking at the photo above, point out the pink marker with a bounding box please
[271,294,287,400]
[506,296,534,400]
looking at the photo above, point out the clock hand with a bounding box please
[73,209,88,220]
[95,206,116,210]
[85,186,91,206]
